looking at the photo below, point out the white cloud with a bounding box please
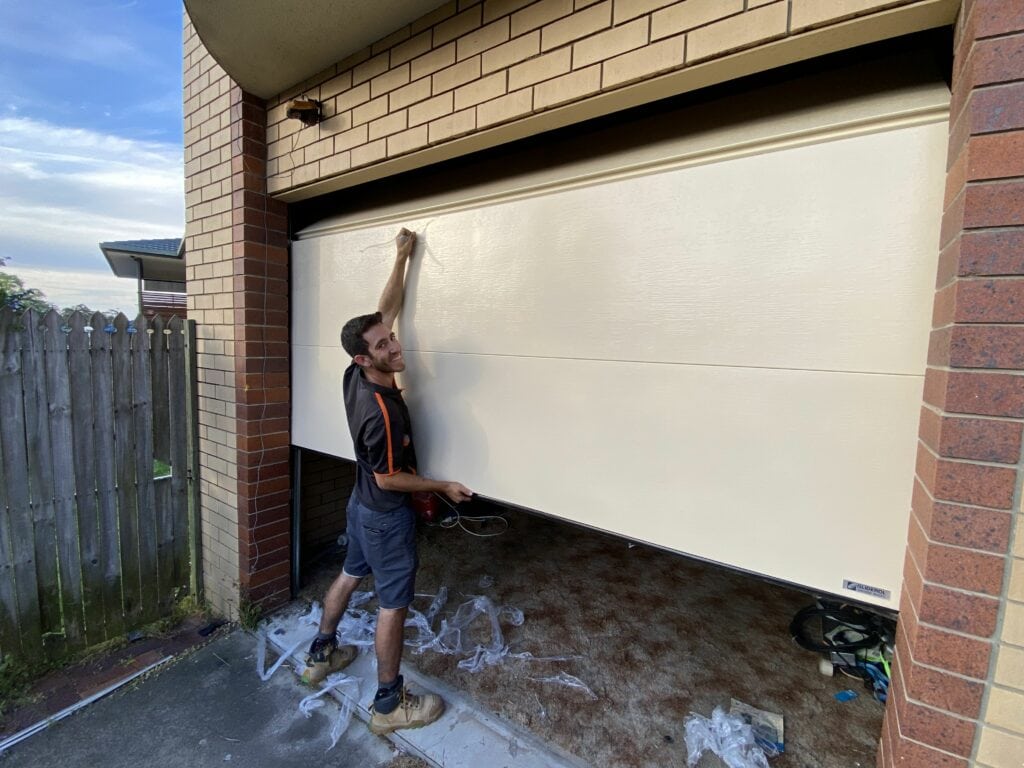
[0,116,183,272]
[5,265,140,316]
[0,5,153,72]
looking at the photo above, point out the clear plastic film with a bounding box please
[255,630,311,682]
[683,707,775,768]
[286,590,575,679]
[414,595,504,668]
[530,671,598,700]
[297,672,361,751]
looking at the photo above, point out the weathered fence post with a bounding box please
[151,316,177,615]
[22,311,65,657]
[0,309,34,658]
[184,319,203,602]
[42,310,85,649]
[131,315,159,623]
[89,311,125,640]
[68,312,106,645]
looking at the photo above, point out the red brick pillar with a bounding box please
[231,90,293,609]
[880,2,1024,766]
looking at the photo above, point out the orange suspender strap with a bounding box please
[373,392,396,475]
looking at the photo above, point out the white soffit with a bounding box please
[184,0,445,98]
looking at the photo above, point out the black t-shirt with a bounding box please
[343,362,417,512]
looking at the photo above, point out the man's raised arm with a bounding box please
[378,228,415,329]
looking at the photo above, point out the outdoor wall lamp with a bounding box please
[286,98,323,126]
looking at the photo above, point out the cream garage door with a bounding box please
[291,56,948,610]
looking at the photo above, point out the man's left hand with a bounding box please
[396,228,416,258]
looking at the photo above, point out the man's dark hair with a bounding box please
[340,312,383,358]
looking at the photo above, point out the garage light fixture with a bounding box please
[286,98,323,126]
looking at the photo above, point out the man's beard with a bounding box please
[372,354,404,373]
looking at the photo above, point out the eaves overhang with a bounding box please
[184,0,446,99]
[100,241,185,283]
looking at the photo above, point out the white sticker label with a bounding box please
[843,580,891,601]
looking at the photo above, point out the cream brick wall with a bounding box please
[976,510,1024,768]
[263,0,944,196]
[184,16,240,619]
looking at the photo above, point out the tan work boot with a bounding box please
[368,687,445,734]
[301,637,357,686]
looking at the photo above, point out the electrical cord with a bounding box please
[431,492,509,538]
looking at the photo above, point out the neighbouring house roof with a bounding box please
[100,238,185,283]
[184,0,441,98]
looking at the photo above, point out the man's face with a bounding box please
[358,322,405,374]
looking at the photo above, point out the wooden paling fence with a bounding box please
[0,310,200,663]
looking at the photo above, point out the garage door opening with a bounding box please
[294,449,889,766]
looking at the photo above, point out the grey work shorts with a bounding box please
[342,494,418,610]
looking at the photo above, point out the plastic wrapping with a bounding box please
[299,602,322,626]
[414,595,511,671]
[337,606,378,648]
[297,672,361,751]
[255,630,311,682]
[293,590,565,676]
[424,586,448,623]
[530,671,598,699]
[684,708,775,768]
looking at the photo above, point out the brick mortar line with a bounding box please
[918,438,1023,471]
[935,320,1024,327]
[960,128,1024,145]
[907,512,1006,583]
[920,400,1024,425]
[964,174,1024,187]
[973,27,1024,44]
[967,79,1024,100]
[927,364,1024,375]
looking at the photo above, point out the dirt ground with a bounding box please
[300,502,886,768]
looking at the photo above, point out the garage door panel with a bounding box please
[293,123,944,377]
[293,349,919,607]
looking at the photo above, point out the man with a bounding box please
[305,227,472,735]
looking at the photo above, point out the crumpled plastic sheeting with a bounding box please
[256,630,311,682]
[301,596,379,649]
[411,594,531,672]
[684,708,775,768]
[298,672,361,751]
[530,671,598,699]
[291,589,575,678]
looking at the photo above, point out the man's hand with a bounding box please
[443,482,472,504]
[396,228,416,259]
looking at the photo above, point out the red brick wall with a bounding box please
[880,2,1024,765]
[300,452,356,557]
[231,92,293,608]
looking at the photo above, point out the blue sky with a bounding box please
[0,1,184,312]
